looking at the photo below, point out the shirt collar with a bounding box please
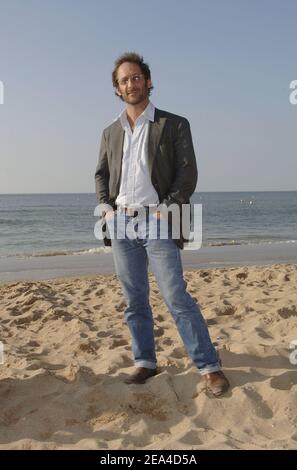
[117,101,155,130]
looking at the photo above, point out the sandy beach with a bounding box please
[1,263,297,450]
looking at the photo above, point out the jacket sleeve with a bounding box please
[95,130,110,204]
[162,118,198,207]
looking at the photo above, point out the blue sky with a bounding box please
[0,0,296,193]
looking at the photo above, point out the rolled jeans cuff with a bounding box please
[134,360,157,370]
[199,363,221,376]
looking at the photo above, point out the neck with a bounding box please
[125,98,149,129]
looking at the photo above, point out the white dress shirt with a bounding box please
[115,101,160,208]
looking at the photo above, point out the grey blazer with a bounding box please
[95,108,198,249]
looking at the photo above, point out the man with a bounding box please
[95,52,230,397]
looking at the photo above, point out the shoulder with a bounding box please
[155,108,190,126]
[100,118,123,143]
[102,119,121,136]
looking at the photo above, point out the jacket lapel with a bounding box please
[110,119,125,190]
[147,108,167,176]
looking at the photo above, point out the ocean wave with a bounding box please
[206,241,242,247]
[0,247,112,258]
[1,239,297,259]
[30,247,112,257]
[205,239,297,247]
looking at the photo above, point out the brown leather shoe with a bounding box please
[203,371,230,397]
[124,367,158,384]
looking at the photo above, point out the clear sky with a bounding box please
[0,0,296,193]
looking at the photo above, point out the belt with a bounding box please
[116,206,154,217]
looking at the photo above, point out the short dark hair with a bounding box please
[112,52,154,99]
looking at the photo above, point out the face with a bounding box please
[116,62,152,105]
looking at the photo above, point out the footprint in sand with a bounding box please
[27,340,41,348]
[255,298,275,305]
[277,306,297,319]
[110,338,129,348]
[7,307,25,317]
[255,328,273,340]
[270,371,297,390]
[199,271,210,278]
[97,331,113,338]
[242,386,273,419]
[178,429,203,446]
[236,272,248,280]
[82,289,92,295]
[11,310,43,325]
[93,304,103,311]
[215,304,236,316]
[95,288,105,296]
[162,337,174,346]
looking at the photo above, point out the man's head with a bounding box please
[112,52,153,104]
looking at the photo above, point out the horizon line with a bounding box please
[0,190,297,196]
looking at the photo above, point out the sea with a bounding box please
[0,192,296,259]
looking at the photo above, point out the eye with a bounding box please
[118,78,128,86]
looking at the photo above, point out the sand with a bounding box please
[1,263,297,450]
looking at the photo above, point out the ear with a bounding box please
[116,87,122,97]
[147,79,152,89]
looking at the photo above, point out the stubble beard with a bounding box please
[123,85,150,106]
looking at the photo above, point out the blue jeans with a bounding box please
[107,211,220,376]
